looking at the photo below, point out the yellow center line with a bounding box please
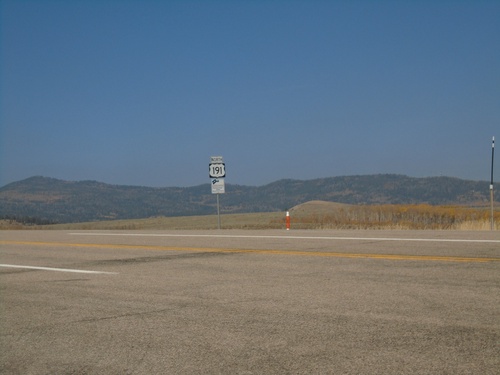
[1,240,499,263]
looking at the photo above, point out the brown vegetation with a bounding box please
[280,201,500,230]
[2,201,498,231]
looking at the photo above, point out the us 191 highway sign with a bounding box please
[209,163,226,178]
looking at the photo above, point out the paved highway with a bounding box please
[1,230,499,374]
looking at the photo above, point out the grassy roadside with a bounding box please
[284,202,500,230]
[1,201,498,230]
[41,212,285,230]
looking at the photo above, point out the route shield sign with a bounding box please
[209,163,226,178]
[209,156,225,195]
[209,156,226,178]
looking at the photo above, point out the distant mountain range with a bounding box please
[0,175,497,224]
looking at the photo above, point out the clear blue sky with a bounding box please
[1,0,499,187]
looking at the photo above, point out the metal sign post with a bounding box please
[209,156,226,230]
[217,193,221,230]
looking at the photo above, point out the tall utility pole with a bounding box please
[491,136,495,231]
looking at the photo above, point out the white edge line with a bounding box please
[0,264,118,274]
[68,232,500,243]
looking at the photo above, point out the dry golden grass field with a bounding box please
[1,201,498,230]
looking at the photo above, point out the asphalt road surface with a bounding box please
[1,229,499,374]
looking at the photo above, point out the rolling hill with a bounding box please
[0,175,497,224]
